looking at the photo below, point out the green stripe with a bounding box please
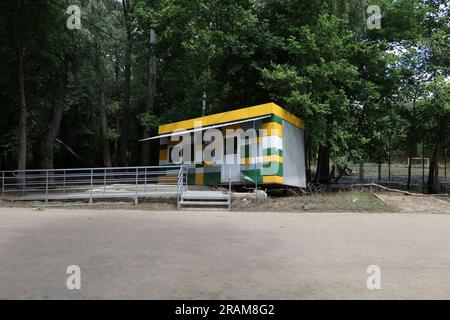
[241,147,283,158]
[262,162,283,176]
[243,145,251,158]
[242,169,263,184]
[187,173,196,185]
[263,115,283,125]
[204,172,221,185]
[263,148,283,157]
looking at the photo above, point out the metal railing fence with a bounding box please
[1,166,187,205]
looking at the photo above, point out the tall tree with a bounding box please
[40,55,70,169]
[141,29,157,165]
[15,34,27,172]
[119,0,134,166]
[11,2,28,172]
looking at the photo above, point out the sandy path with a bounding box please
[375,193,450,214]
[1,207,450,299]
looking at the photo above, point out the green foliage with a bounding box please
[107,101,121,115]
[106,128,121,141]
[137,113,159,129]
[0,0,448,181]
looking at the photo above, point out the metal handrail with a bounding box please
[1,166,186,204]
[0,165,183,174]
[176,166,188,208]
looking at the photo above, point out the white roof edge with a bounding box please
[139,115,272,142]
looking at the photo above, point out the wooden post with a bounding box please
[89,169,93,204]
[135,168,138,205]
[445,147,448,182]
[144,167,147,192]
[45,171,49,203]
[22,171,25,195]
[388,136,391,182]
[378,163,382,181]
[2,171,4,198]
[422,140,425,194]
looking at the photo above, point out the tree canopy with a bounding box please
[0,0,448,191]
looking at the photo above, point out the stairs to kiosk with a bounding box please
[179,191,231,210]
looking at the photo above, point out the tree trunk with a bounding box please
[141,29,157,166]
[119,0,133,167]
[427,146,438,194]
[56,139,99,168]
[334,153,353,183]
[407,95,418,190]
[406,155,413,189]
[94,39,112,168]
[314,145,331,184]
[40,56,69,169]
[16,40,27,172]
[304,134,311,183]
[100,83,112,167]
[113,117,120,167]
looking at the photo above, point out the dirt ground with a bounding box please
[233,190,394,212]
[375,193,450,214]
[2,208,450,299]
[0,190,448,214]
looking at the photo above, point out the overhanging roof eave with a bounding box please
[139,115,272,142]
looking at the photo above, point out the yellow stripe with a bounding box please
[158,102,304,134]
[195,172,204,185]
[263,176,284,184]
[158,175,178,185]
[168,139,180,145]
[263,155,283,163]
[240,155,283,164]
[159,149,168,161]
[261,122,283,138]
[271,104,304,129]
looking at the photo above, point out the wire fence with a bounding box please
[333,162,449,194]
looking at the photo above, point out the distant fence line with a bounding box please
[331,162,449,194]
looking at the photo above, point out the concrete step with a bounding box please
[179,190,232,210]
[181,191,230,200]
[180,200,230,206]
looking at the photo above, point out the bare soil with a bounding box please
[2,208,450,299]
[0,197,177,211]
[1,190,448,214]
[375,193,450,214]
[233,190,395,213]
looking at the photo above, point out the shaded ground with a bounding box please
[1,208,450,299]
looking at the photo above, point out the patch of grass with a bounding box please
[303,191,394,212]
[34,206,46,212]
[233,190,396,213]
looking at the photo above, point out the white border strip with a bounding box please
[139,115,272,141]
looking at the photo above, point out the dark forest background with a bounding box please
[0,0,449,191]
